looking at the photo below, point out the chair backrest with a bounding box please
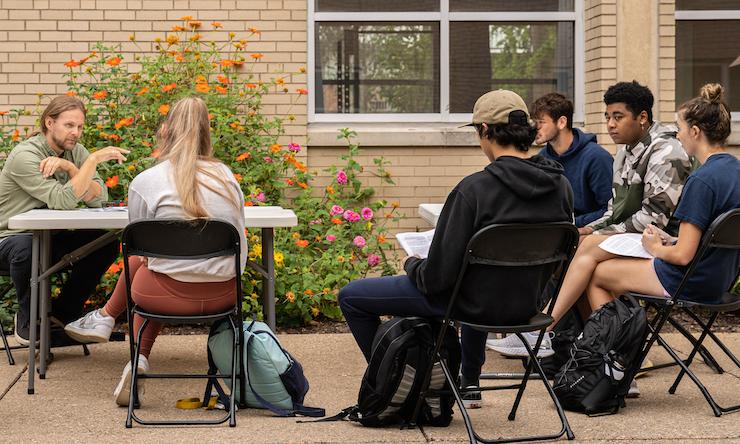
[447,222,579,326]
[122,218,240,261]
[672,208,740,301]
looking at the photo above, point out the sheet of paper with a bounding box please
[598,233,653,259]
[395,229,435,259]
[78,206,128,212]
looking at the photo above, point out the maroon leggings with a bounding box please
[104,256,236,358]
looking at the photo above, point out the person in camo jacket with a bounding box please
[581,81,692,236]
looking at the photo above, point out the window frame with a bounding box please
[308,0,585,124]
[675,9,740,121]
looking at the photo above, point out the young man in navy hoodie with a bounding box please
[531,93,613,228]
[338,90,574,408]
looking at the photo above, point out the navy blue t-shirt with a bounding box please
[654,153,740,303]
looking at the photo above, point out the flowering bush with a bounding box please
[0,18,402,326]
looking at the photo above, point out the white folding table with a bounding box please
[8,206,297,394]
[419,203,444,226]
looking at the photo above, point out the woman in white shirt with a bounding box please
[65,97,247,406]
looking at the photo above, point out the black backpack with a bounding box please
[537,277,585,379]
[315,317,461,427]
[553,296,647,416]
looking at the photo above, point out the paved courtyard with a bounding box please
[1,332,739,443]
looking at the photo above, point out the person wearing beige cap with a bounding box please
[338,89,574,409]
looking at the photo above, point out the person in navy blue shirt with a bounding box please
[532,93,613,227]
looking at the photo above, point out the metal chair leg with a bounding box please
[670,312,718,393]
[1,320,15,365]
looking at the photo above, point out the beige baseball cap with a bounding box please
[462,89,530,127]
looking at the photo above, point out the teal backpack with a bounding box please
[206,317,325,417]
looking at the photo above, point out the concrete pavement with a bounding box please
[1,332,739,443]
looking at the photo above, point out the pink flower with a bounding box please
[255,192,265,202]
[336,170,348,184]
[361,207,373,221]
[367,254,380,267]
[309,219,322,225]
[353,235,366,248]
[343,210,360,222]
[263,156,273,163]
[325,234,336,242]
[330,205,344,216]
[288,143,301,152]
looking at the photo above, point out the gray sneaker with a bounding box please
[487,332,555,358]
[114,355,150,407]
[64,309,115,344]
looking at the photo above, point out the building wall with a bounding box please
[1,0,737,233]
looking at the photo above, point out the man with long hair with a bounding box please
[0,95,127,344]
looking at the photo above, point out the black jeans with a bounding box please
[0,230,118,328]
[338,275,488,380]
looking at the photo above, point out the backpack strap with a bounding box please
[297,406,357,423]
[245,334,325,417]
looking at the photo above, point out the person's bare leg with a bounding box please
[549,235,616,328]
[586,258,665,311]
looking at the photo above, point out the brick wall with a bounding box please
[0,0,308,143]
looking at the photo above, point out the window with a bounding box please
[675,3,740,119]
[309,1,583,122]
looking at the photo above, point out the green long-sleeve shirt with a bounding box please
[0,134,107,239]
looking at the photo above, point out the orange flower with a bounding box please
[180,15,194,21]
[92,90,108,100]
[11,129,20,142]
[249,27,260,35]
[175,53,185,62]
[107,134,121,141]
[233,173,242,182]
[298,182,308,190]
[190,33,201,42]
[295,239,309,248]
[65,91,76,96]
[296,88,308,95]
[107,262,121,274]
[114,117,134,129]
[188,20,202,28]
[326,185,335,194]
[158,104,170,115]
[285,291,295,303]
[105,175,119,188]
[142,140,152,147]
[236,152,250,161]
[331,218,343,225]
[0,111,7,116]
[294,161,307,173]
[136,87,149,96]
[244,201,254,207]
[215,85,227,94]
[246,83,257,89]
[171,25,185,32]
[195,83,210,93]
[196,75,206,83]
[304,289,314,296]
[217,75,229,85]
[64,59,81,68]
[270,144,281,153]
[166,34,179,45]
[151,148,161,158]
[250,53,263,60]
[220,59,234,67]
[377,235,387,244]
[207,113,214,120]
[106,57,122,66]
[162,83,177,92]
[211,21,223,29]
[391,201,400,209]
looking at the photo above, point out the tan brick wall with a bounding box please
[0,0,308,144]
[583,0,617,152]
[657,0,675,123]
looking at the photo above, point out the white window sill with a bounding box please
[308,121,740,147]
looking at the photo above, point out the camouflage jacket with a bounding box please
[587,122,691,235]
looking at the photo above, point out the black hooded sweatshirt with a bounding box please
[404,155,574,325]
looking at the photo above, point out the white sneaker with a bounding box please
[64,309,115,343]
[114,355,150,407]
[486,332,555,358]
[627,379,640,398]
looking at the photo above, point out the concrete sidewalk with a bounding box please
[1,332,739,443]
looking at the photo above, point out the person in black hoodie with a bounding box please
[338,90,574,409]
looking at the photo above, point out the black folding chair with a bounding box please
[629,208,740,417]
[413,222,579,443]
[121,219,246,427]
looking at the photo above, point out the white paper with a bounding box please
[598,233,653,259]
[396,229,435,259]
[78,206,128,212]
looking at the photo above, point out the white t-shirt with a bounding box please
[128,160,247,282]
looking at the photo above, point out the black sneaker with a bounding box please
[13,313,38,347]
[461,385,482,409]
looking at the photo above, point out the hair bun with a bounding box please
[700,83,724,104]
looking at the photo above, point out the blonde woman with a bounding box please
[65,97,247,406]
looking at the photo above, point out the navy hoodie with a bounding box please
[404,155,574,325]
[539,128,613,227]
